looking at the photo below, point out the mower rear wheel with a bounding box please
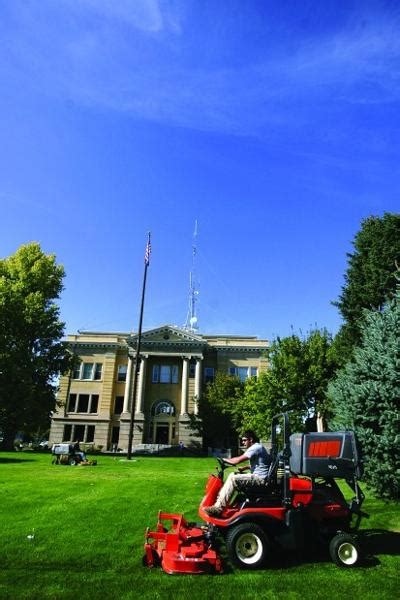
[329,533,360,567]
[226,523,270,569]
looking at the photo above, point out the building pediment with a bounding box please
[128,325,205,349]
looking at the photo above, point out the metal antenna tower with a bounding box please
[184,220,199,332]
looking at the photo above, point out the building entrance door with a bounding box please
[111,426,120,451]
[155,425,169,444]
[150,400,176,445]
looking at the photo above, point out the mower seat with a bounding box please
[249,451,280,486]
[237,456,280,505]
[238,484,282,509]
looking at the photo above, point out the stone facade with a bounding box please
[49,325,268,451]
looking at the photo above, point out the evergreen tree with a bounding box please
[333,212,400,363]
[0,243,74,450]
[328,288,400,500]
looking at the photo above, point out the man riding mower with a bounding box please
[51,442,97,466]
[144,413,366,574]
[203,429,271,517]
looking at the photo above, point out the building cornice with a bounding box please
[51,416,111,423]
[137,340,205,349]
[67,342,123,350]
[216,346,267,353]
[65,326,268,355]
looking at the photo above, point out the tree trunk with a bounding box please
[316,412,325,432]
[0,429,17,451]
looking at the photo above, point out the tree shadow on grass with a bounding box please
[359,529,400,557]
[2,559,109,573]
[220,529,400,573]
[0,457,36,464]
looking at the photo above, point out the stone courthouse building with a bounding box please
[49,325,268,451]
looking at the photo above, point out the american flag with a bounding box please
[144,235,151,266]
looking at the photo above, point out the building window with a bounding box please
[73,362,103,381]
[189,361,196,378]
[68,393,77,412]
[77,394,89,412]
[68,393,99,414]
[89,395,99,413]
[204,367,215,384]
[160,366,170,383]
[229,366,257,382]
[94,364,103,380]
[63,424,72,441]
[151,401,175,416]
[114,396,124,415]
[153,365,178,384]
[171,365,178,383]
[152,365,160,383]
[63,424,95,443]
[86,426,95,443]
[74,425,85,441]
[82,363,94,380]
[117,364,127,382]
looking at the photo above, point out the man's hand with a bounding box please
[237,465,250,473]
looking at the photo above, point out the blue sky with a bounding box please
[0,0,399,341]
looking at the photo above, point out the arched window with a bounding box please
[151,400,176,417]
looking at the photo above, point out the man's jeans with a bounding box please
[214,472,265,509]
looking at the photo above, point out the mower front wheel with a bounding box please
[226,523,270,569]
[142,548,160,568]
[329,533,360,568]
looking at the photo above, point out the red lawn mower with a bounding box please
[144,413,366,574]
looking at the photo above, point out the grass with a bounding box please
[0,452,399,600]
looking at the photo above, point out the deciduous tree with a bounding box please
[190,372,243,450]
[196,329,337,447]
[235,330,337,437]
[0,243,73,450]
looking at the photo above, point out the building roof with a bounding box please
[66,325,268,353]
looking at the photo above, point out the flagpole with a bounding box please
[127,232,151,460]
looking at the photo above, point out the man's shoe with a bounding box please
[204,505,222,517]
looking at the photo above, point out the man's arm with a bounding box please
[224,452,249,466]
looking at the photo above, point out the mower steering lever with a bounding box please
[216,456,230,477]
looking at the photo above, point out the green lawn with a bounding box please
[0,452,399,600]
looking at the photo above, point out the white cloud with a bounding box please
[63,0,165,32]
[1,1,400,137]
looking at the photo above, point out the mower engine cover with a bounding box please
[51,443,74,455]
[289,431,362,479]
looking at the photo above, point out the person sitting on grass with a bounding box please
[204,430,271,517]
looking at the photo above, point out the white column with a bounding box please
[180,357,189,415]
[194,357,202,415]
[123,356,133,413]
[135,356,147,413]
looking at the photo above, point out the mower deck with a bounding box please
[144,512,222,575]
